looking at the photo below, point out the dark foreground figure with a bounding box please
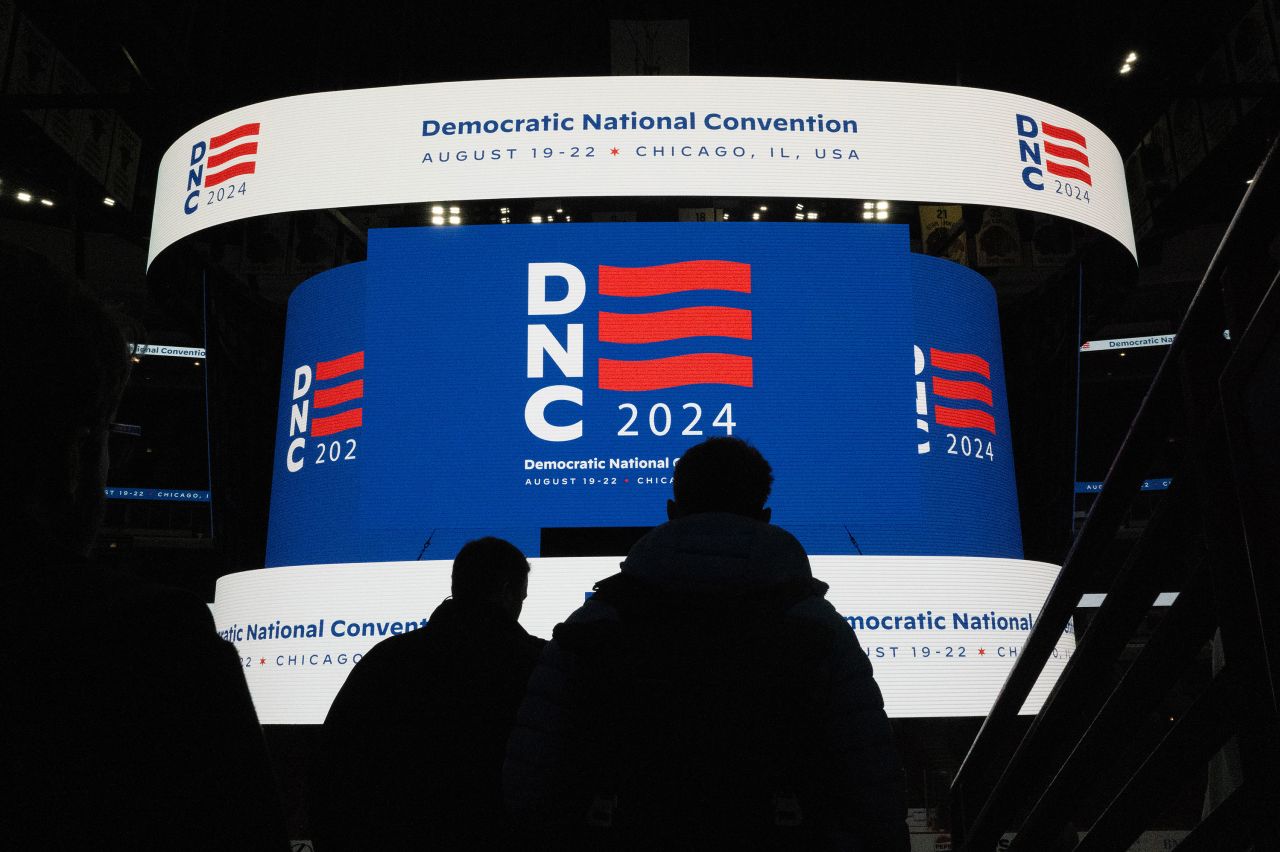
[506,437,909,850]
[0,247,287,849]
[312,537,546,849]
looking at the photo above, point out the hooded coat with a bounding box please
[505,513,908,850]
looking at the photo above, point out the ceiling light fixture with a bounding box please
[103,197,116,207]
[40,198,54,207]
[16,191,32,202]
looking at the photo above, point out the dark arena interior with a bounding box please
[3,2,1278,848]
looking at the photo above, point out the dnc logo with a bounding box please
[526,260,752,442]
[914,345,996,458]
[183,122,260,215]
[285,350,364,473]
[1015,114,1091,194]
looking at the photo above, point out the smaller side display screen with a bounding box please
[103,347,213,533]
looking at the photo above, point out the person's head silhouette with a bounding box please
[667,437,774,523]
[451,536,531,618]
[1,245,132,556]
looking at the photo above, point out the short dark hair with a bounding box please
[672,437,773,517]
[451,537,530,601]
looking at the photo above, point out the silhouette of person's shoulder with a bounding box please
[1,548,287,850]
[315,595,546,848]
[328,597,545,727]
[622,512,814,591]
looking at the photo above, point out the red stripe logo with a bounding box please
[931,376,993,406]
[599,353,753,391]
[929,347,990,379]
[314,378,364,409]
[1041,121,1087,148]
[1041,119,1091,186]
[1046,161,1092,186]
[1042,140,1089,167]
[934,406,996,434]
[599,260,751,297]
[204,122,260,188]
[309,350,364,436]
[916,345,996,442]
[311,407,363,437]
[598,306,752,344]
[597,261,753,390]
[316,351,364,380]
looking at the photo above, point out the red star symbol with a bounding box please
[259,658,267,665]
[977,648,985,656]
[610,147,620,156]
[623,478,629,483]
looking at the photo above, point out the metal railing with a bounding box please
[949,135,1280,851]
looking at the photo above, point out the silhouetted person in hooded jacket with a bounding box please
[506,437,909,850]
[312,536,546,849]
[0,245,288,849]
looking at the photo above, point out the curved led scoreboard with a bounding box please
[148,77,1135,724]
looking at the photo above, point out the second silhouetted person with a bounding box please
[313,537,545,849]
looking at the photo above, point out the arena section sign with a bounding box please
[148,76,1135,266]
[215,556,1074,724]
